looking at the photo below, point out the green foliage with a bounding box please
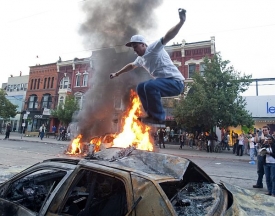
[51,95,79,126]
[0,89,18,120]
[173,53,254,131]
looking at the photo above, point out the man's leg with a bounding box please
[137,79,183,121]
[264,164,271,195]
[254,155,264,188]
[136,81,149,115]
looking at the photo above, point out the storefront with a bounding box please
[23,111,51,132]
[229,95,275,136]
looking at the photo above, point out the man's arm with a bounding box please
[162,8,186,45]
[110,63,137,79]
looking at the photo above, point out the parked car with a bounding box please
[0,147,274,215]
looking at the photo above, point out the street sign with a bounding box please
[23,114,28,119]
[22,123,25,127]
[26,111,30,114]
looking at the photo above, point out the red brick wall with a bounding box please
[25,63,58,110]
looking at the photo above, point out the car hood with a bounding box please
[222,182,275,216]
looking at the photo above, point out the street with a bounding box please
[0,137,267,196]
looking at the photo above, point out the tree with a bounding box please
[0,89,18,120]
[51,95,79,126]
[173,53,254,132]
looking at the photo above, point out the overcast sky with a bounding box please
[1,0,274,96]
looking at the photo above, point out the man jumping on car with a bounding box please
[110,9,186,127]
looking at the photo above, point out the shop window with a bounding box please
[188,64,196,78]
[60,169,127,216]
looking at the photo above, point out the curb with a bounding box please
[6,138,69,146]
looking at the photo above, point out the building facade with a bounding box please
[57,57,92,110]
[0,75,29,132]
[23,63,58,132]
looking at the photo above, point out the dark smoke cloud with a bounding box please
[77,0,163,140]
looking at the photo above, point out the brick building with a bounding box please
[23,63,58,132]
[56,57,92,110]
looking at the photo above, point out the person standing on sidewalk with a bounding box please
[158,128,166,149]
[253,125,270,189]
[3,123,11,140]
[236,133,244,156]
[39,124,46,140]
[248,134,255,164]
[263,135,275,196]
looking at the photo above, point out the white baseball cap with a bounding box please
[125,35,148,47]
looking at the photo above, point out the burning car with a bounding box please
[0,147,274,215]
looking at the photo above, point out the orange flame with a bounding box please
[66,90,154,154]
[112,90,153,151]
[67,134,82,154]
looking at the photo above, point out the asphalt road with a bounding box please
[0,139,268,196]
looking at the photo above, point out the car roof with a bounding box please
[79,147,190,181]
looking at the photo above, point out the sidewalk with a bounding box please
[2,132,253,162]
[1,132,70,146]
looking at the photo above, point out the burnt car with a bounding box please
[0,147,274,215]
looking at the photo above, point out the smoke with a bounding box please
[77,0,163,140]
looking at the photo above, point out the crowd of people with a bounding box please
[154,126,275,197]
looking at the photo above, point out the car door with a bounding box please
[0,165,71,216]
[46,163,134,216]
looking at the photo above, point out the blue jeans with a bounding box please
[256,155,265,186]
[264,163,275,195]
[136,78,184,121]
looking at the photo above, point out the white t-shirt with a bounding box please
[133,39,185,81]
[266,147,275,163]
[249,137,255,149]
[238,136,244,145]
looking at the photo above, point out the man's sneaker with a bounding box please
[139,116,165,127]
[253,185,263,188]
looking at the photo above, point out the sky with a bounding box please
[0,0,274,96]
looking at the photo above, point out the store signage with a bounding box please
[34,115,43,119]
[267,102,275,114]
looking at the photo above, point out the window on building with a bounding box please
[41,94,52,109]
[75,73,81,87]
[30,80,33,90]
[188,64,196,78]
[60,77,70,89]
[28,95,38,110]
[51,77,54,88]
[44,78,47,89]
[37,79,40,89]
[20,83,24,90]
[75,92,83,109]
[82,73,88,87]
[47,77,50,89]
[24,83,28,91]
[59,96,64,106]
[200,63,205,76]
[34,79,37,90]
